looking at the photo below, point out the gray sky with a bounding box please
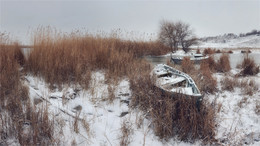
[1,0,260,45]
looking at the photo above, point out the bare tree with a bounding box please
[159,20,198,53]
[158,20,178,52]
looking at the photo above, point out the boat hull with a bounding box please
[171,56,209,64]
[151,64,202,98]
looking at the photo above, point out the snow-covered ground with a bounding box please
[208,71,260,145]
[197,34,260,49]
[22,66,260,145]
[20,33,260,145]
[24,71,202,146]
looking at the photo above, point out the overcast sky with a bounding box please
[1,0,260,45]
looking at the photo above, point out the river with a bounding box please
[145,52,260,69]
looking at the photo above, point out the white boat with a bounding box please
[151,64,202,98]
[171,52,209,64]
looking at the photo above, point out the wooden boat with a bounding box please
[151,64,202,98]
[171,53,209,64]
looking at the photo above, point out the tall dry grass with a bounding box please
[215,53,231,73]
[0,34,56,145]
[198,60,217,94]
[130,71,216,143]
[181,57,195,74]
[26,27,165,88]
[1,28,218,143]
[239,56,259,76]
[207,56,217,72]
[120,119,133,146]
[203,48,215,55]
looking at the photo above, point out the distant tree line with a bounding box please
[239,29,260,37]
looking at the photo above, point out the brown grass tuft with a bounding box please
[242,80,258,96]
[181,57,195,74]
[216,53,231,73]
[239,57,259,76]
[198,60,217,94]
[227,50,233,54]
[119,120,133,146]
[207,56,217,72]
[241,50,251,53]
[196,49,201,54]
[216,50,221,53]
[203,48,215,55]
[220,77,238,91]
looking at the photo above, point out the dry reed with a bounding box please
[0,34,56,145]
[130,71,216,143]
[26,27,166,88]
[216,53,231,73]
[181,57,195,74]
[239,56,259,76]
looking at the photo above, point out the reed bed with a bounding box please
[0,34,56,145]
[1,28,217,144]
[26,27,168,88]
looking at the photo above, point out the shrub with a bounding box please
[228,50,233,54]
[181,57,195,73]
[208,56,217,72]
[239,57,259,76]
[196,49,201,54]
[241,50,251,53]
[200,70,217,94]
[220,77,238,91]
[216,50,221,53]
[216,53,231,73]
[203,48,215,55]
[242,80,258,96]
[197,57,217,93]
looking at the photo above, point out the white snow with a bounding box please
[197,34,260,49]
[21,66,260,145]
[205,73,260,145]
[24,71,200,146]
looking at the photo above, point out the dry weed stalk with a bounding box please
[221,77,237,91]
[120,120,133,146]
[255,101,260,115]
[82,117,91,137]
[107,83,116,104]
